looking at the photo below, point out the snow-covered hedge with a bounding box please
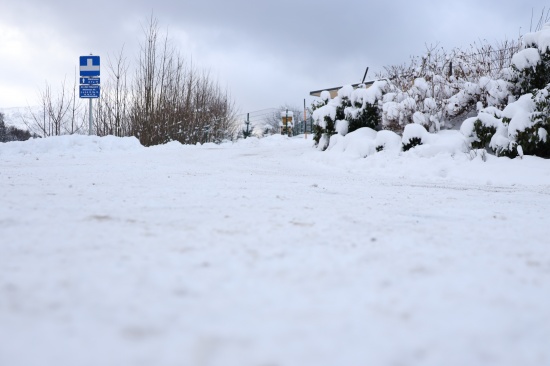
[311,24,550,159]
[460,24,550,158]
[311,81,388,150]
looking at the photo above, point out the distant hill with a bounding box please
[0,107,40,131]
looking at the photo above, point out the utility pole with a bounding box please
[304,99,307,139]
[244,113,250,138]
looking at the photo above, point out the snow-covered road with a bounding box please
[1,135,549,366]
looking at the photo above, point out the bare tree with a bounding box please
[24,76,85,137]
[531,7,550,32]
[19,15,237,144]
[130,16,237,146]
[95,46,132,137]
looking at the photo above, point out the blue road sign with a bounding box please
[80,77,100,85]
[79,85,100,98]
[80,56,100,77]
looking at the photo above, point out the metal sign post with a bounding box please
[89,99,93,135]
[79,55,100,135]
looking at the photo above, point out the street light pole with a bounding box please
[245,113,250,138]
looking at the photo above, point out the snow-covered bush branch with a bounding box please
[460,24,550,158]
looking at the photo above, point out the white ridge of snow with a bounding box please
[1,134,550,366]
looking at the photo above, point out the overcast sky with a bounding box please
[0,1,546,117]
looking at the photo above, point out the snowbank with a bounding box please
[0,135,143,156]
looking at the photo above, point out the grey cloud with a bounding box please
[0,0,546,112]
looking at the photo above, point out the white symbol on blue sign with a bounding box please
[80,77,100,85]
[80,56,100,77]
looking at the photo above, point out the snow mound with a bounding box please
[325,125,468,159]
[327,127,379,157]
[402,123,430,145]
[408,130,469,157]
[0,135,143,156]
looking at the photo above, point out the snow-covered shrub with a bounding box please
[446,77,513,120]
[514,87,550,157]
[335,119,349,135]
[472,120,497,149]
[326,127,378,157]
[509,25,550,98]
[461,90,550,158]
[345,81,387,133]
[380,82,432,132]
[374,130,402,152]
[459,24,550,158]
[311,37,524,155]
[311,87,351,149]
[377,40,519,132]
[403,137,422,151]
[346,101,379,132]
[312,82,387,149]
[324,127,402,158]
[478,77,512,109]
[460,111,501,149]
[311,97,334,150]
[402,123,429,151]
[485,94,536,157]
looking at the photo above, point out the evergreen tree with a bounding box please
[347,101,380,133]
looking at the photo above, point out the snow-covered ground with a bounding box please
[1,135,549,366]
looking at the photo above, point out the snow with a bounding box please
[0,135,142,155]
[400,96,416,111]
[351,80,388,106]
[1,135,550,366]
[479,77,511,107]
[320,90,331,101]
[312,104,336,129]
[511,48,541,70]
[423,97,437,112]
[539,127,548,142]
[410,130,469,157]
[413,111,428,126]
[334,119,349,135]
[337,85,354,99]
[402,122,429,144]
[503,94,537,138]
[413,77,429,93]
[382,101,400,121]
[374,129,402,154]
[523,23,550,53]
[326,127,377,157]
